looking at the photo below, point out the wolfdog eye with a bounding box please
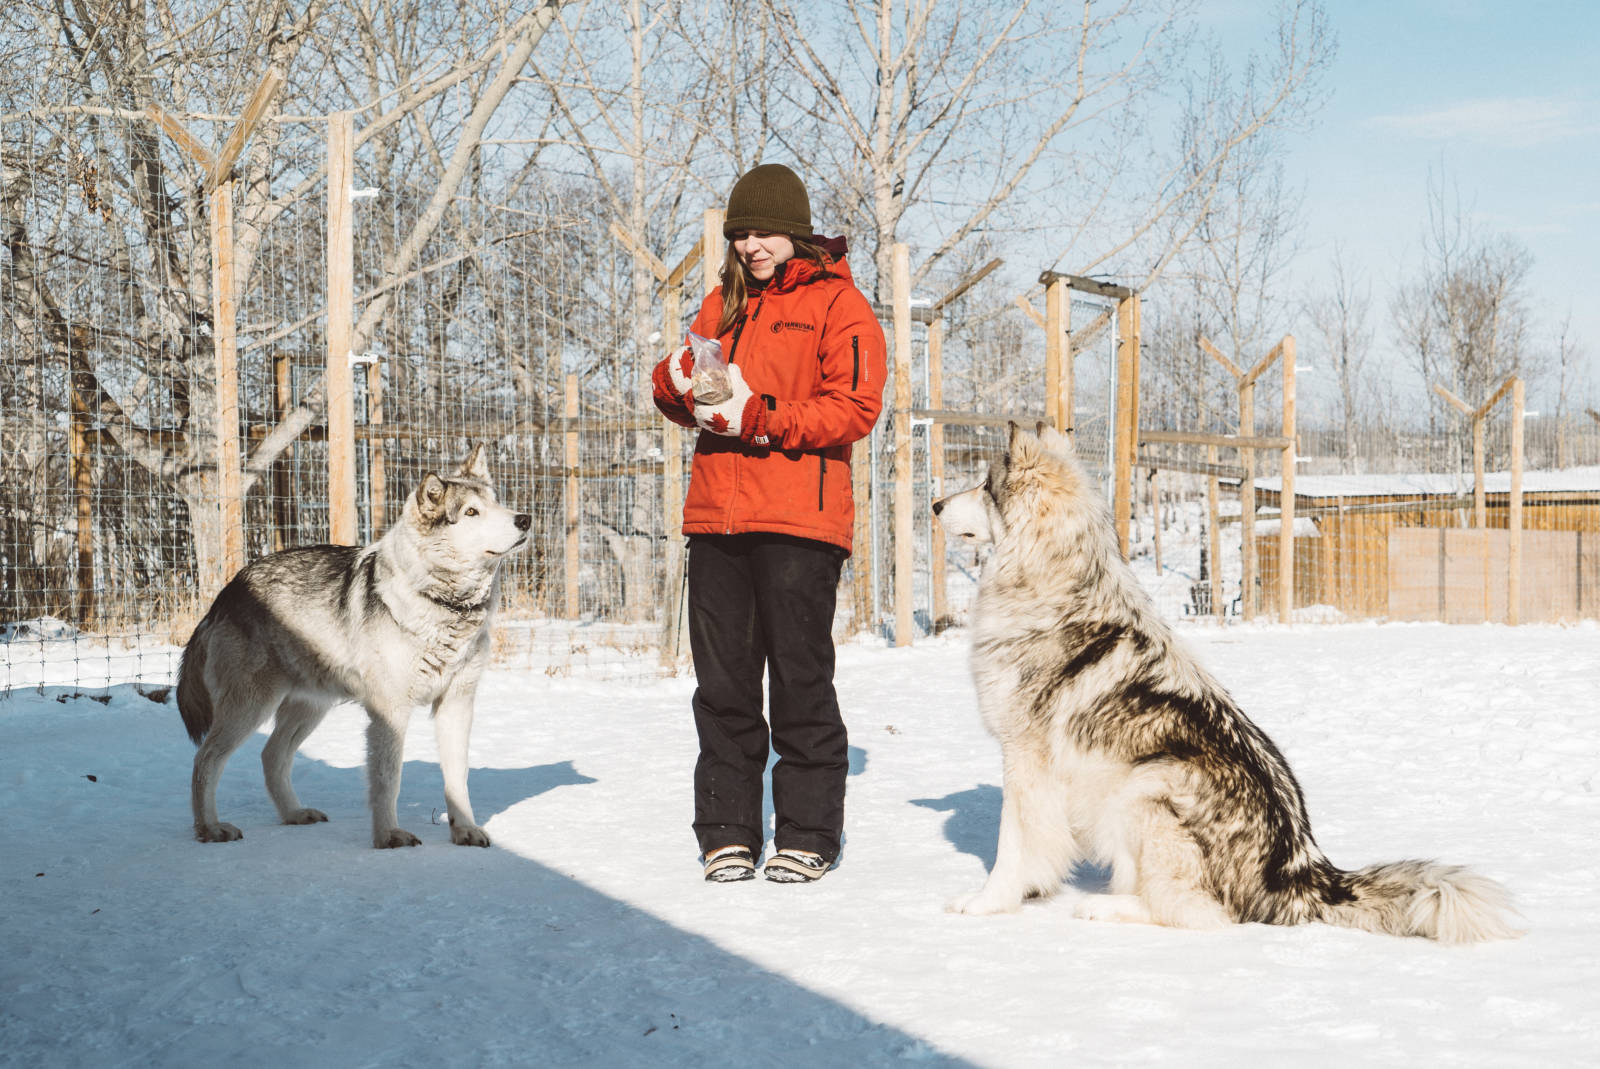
[464,507,479,517]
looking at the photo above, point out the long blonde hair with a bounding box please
[715,236,836,336]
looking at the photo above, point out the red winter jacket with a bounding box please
[652,242,887,553]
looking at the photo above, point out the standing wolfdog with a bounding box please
[933,424,1517,942]
[178,445,530,849]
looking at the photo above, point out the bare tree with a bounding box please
[1304,246,1373,471]
[757,0,1330,302]
[1549,314,1589,467]
[1393,173,1534,432]
[1139,139,1303,438]
[1,0,563,592]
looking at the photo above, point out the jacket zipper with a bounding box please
[818,457,826,510]
[727,291,765,366]
[723,292,764,533]
[851,335,860,389]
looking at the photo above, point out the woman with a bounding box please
[651,163,887,883]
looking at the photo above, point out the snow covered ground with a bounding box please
[3,616,1598,1067]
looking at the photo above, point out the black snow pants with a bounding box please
[687,533,848,862]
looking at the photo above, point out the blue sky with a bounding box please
[1206,0,1598,404]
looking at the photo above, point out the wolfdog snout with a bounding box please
[514,512,531,531]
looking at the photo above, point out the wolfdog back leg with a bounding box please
[191,674,287,843]
[948,747,1078,915]
[261,695,335,826]
[434,675,489,847]
[366,705,421,848]
[1077,794,1230,930]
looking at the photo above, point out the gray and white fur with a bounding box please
[177,445,530,849]
[933,423,1518,943]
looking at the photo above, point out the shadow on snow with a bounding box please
[910,784,1112,893]
[0,685,972,1067]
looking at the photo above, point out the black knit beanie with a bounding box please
[723,163,813,239]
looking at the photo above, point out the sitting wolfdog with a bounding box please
[933,423,1517,942]
[178,445,530,849]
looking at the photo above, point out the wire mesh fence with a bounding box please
[4,106,1598,695]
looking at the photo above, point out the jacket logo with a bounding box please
[770,320,816,335]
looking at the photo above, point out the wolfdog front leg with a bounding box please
[366,705,421,848]
[434,672,490,847]
[948,746,1079,914]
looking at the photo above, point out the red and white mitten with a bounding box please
[667,343,695,401]
[692,363,773,446]
[653,343,696,406]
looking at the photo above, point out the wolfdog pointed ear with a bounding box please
[1037,423,1071,455]
[1007,421,1023,450]
[459,443,490,481]
[416,473,448,520]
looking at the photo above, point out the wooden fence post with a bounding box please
[1435,377,1523,624]
[1238,375,1257,621]
[659,283,686,666]
[892,244,914,646]
[325,111,359,546]
[1207,443,1223,620]
[1474,400,1489,620]
[1113,297,1136,559]
[1150,468,1162,575]
[928,318,947,631]
[1279,334,1296,623]
[209,180,245,583]
[1045,275,1069,432]
[565,373,580,619]
[148,71,283,584]
[1509,377,1524,625]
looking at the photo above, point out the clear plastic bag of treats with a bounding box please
[687,331,732,404]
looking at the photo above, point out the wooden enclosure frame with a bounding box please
[1139,334,1297,623]
[147,68,286,591]
[1433,376,1526,624]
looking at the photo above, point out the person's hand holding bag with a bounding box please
[653,342,696,408]
[692,363,772,447]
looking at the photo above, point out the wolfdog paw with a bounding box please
[375,828,423,849]
[946,888,1023,915]
[1072,893,1150,924]
[195,822,243,843]
[450,823,491,848]
[282,808,329,825]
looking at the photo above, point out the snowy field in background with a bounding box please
[3,614,1598,1067]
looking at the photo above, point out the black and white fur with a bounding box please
[178,445,530,849]
[933,423,1518,943]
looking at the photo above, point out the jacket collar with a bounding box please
[765,236,852,294]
